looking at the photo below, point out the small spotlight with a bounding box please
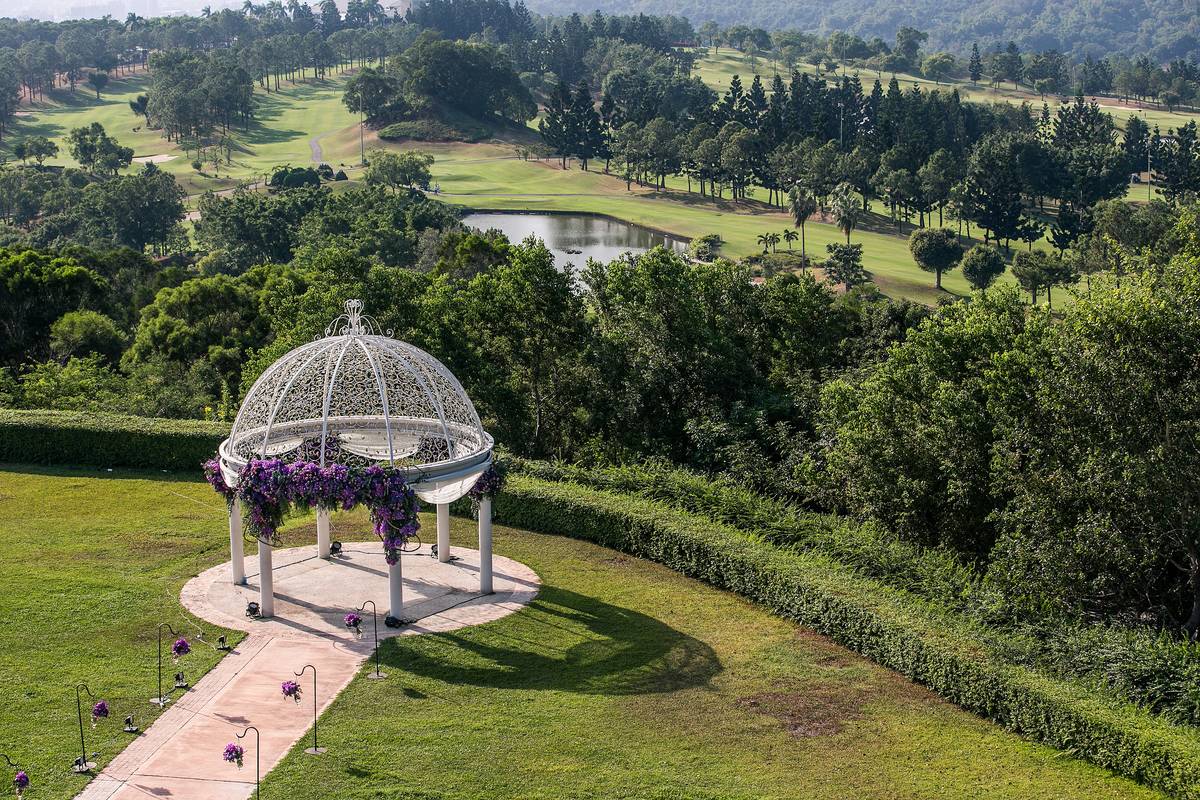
[430,544,438,559]
[246,602,260,618]
[173,671,189,690]
[123,714,139,734]
[329,541,343,555]
[217,635,231,651]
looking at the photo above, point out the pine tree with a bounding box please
[539,80,573,169]
[570,80,604,171]
[969,43,983,85]
[720,74,744,124]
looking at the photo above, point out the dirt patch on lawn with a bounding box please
[133,154,178,164]
[738,682,871,738]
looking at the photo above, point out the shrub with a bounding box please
[495,474,1200,799]
[378,117,491,143]
[0,409,226,470]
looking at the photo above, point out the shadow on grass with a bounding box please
[382,584,721,695]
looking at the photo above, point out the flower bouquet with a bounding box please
[91,700,109,728]
[13,770,29,797]
[344,613,363,638]
[281,679,302,703]
[171,637,191,663]
[223,743,244,768]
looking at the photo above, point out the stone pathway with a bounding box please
[76,543,538,799]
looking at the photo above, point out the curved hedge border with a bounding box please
[495,474,1200,799]
[0,409,227,471]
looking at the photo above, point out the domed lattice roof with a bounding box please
[219,300,492,497]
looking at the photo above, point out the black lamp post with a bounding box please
[73,684,103,773]
[150,623,183,708]
[355,600,387,680]
[1,753,28,797]
[293,665,326,755]
[235,726,261,799]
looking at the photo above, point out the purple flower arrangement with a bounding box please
[203,458,237,505]
[362,466,420,565]
[344,612,363,636]
[171,637,191,661]
[91,700,109,725]
[223,742,244,768]
[281,679,302,702]
[468,464,505,502]
[13,770,29,796]
[236,458,291,542]
[204,458,421,559]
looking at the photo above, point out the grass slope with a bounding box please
[263,510,1161,800]
[0,466,1165,799]
[693,49,1200,131]
[2,69,359,196]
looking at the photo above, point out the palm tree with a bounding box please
[829,182,860,243]
[129,93,149,121]
[788,185,818,268]
[782,229,798,251]
[766,232,781,253]
[757,233,771,254]
[363,0,386,23]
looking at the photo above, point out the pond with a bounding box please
[462,212,689,269]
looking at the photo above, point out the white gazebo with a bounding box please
[217,299,495,620]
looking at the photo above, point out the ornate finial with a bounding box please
[325,299,390,337]
[345,299,364,333]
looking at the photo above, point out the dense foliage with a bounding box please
[518,0,1200,64]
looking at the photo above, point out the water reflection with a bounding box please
[463,212,688,269]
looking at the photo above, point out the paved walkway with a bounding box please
[76,543,538,800]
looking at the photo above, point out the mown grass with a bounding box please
[264,508,1163,800]
[0,465,241,800]
[0,466,1166,798]
[1,69,359,195]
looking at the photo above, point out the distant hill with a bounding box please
[522,0,1200,62]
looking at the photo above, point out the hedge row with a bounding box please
[508,457,981,612]
[0,409,227,471]
[495,474,1200,799]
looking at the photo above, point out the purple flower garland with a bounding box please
[468,464,505,502]
[204,458,421,561]
[203,459,236,505]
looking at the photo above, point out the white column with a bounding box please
[436,503,450,562]
[316,507,331,559]
[479,497,493,595]
[258,541,275,618]
[388,558,403,619]
[229,500,246,585]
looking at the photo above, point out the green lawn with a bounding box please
[0,466,1166,799]
[265,509,1161,800]
[2,68,359,196]
[0,465,241,800]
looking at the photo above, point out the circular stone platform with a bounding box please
[182,542,539,643]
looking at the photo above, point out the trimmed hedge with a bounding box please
[496,474,1200,799]
[509,457,981,612]
[0,409,227,471]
